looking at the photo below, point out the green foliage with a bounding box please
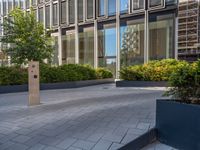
[165,60,200,103]
[0,64,113,85]
[0,66,28,85]
[95,68,113,79]
[1,8,53,65]
[120,59,187,81]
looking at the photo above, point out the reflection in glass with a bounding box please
[62,32,75,64]
[108,0,116,16]
[149,0,162,7]
[38,7,43,23]
[120,20,144,66]
[132,0,144,10]
[61,1,66,24]
[69,0,75,24]
[98,0,105,17]
[79,27,94,66]
[45,5,50,28]
[87,0,93,19]
[53,3,58,26]
[120,0,129,13]
[149,14,174,60]
[98,26,116,76]
[78,0,84,22]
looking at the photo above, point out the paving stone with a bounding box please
[28,143,46,150]
[43,146,63,150]
[109,143,124,150]
[12,135,32,143]
[56,137,77,149]
[73,140,96,150]
[121,133,140,144]
[91,139,112,150]
[6,143,29,150]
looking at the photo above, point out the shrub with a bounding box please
[0,64,113,85]
[165,60,200,104]
[120,59,188,81]
[0,66,28,85]
[95,68,113,79]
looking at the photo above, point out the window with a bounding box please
[79,27,94,66]
[8,0,12,13]
[149,13,175,60]
[14,0,18,8]
[53,3,58,26]
[132,0,144,11]
[149,0,163,8]
[26,0,30,9]
[87,0,94,19]
[78,0,84,22]
[32,0,36,6]
[20,0,24,9]
[68,0,75,24]
[38,0,43,4]
[120,19,144,66]
[38,7,43,23]
[120,0,129,13]
[98,0,105,17]
[62,31,76,64]
[45,5,50,28]
[108,0,116,16]
[61,1,66,24]
[3,0,6,16]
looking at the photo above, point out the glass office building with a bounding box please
[0,0,178,77]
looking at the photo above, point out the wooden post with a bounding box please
[28,61,40,106]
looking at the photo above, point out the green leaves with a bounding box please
[1,8,53,65]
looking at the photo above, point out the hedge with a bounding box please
[0,64,113,85]
[120,59,189,81]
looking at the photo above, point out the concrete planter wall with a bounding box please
[156,99,200,150]
[0,78,114,94]
[116,80,168,87]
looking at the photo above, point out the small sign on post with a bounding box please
[28,61,40,106]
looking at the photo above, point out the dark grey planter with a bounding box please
[116,80,168,87]
[156,99,200,150]
[0,78,114,94]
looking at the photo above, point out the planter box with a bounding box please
[0,78,114,94]
[116,80,168,87]
[156,99,200,150]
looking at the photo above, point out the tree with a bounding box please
[0,8,53,65]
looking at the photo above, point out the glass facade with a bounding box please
[98,0,105,17]
[108,0,116,16]
[38,7,43,23]
[120,0,129,13]
[45,5,50,28]
[62,32,75,64]
[68,0,75,24]
[79,27,94,66]
[53,3,58,26]
[98,25,116,76]
[87,0,93,19]
[120,18,144,66]
[61,1,66,24]
[132,0,144,11]
[78,0,84,22]
[149,13,175,60]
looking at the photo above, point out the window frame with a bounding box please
[96,0,107,19]
[52,1,58,27]
[148,0,165,10]
[131,0,145,14]
[86,0,95,21]
[60,0,67,24]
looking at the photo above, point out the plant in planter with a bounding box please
[156,60,200,150]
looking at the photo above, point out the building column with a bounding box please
[144,9,149,63]
[94,20,98,69]
[116,0,120,79]
[75,0,79,64]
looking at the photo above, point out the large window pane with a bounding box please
[108,0,116,16]
[149,14,175,60]
[132,0,144,11]
[38,0,43,4]
[32,0,36,6]
[79,27,94,66]
[3,0,6,16]
[149,0,162,7]
[8,0,12,13]
[45,5,50,28]
[98,25,116,76]
[14,0,18,8]
[120,19,144,66]
[38,7,43,23]
[20,0,24,9]
[62,32,75,64]
[98,0,105,17]
[68,0,75,24]
[87,0,93,19]
[78,0,83,22]
[26,0,30,9]
[61,1,66,24]
[53,3,58,26]
[120,0,129,13]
